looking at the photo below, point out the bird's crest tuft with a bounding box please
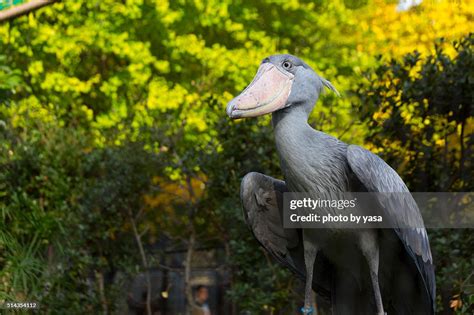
[320,77,340,97]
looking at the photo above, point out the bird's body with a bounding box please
[227,54,435,314]
[273,107,381,313]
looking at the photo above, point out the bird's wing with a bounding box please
[347,145,436,311]
[240,172,332,301]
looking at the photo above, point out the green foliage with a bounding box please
[354,33,473,192]
[0,117,86,305]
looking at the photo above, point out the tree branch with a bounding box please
[0,0,59,23]
[128,208,152,315]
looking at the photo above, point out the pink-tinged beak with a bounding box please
[226,62,294,119]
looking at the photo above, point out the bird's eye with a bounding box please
[282,61,292,70]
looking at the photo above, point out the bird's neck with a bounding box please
[271,102,349,193]
[272,103,312,142]
[271,104,314,188]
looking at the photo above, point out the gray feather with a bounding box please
[320,77,340,97]
[347,145,436,310]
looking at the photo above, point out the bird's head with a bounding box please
[226,54,338,119]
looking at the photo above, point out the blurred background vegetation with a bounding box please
[0,0,472,314]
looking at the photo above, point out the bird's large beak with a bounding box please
[226,63,294,119]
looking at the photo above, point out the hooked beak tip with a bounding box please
[226,100,238,119]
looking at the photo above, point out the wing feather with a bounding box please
[347,145,436,311]
[240,172,331,300]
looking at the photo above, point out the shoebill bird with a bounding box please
[226,54,435,315]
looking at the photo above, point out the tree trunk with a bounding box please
[96,270,108,315]
[224,240,236,315]
[184,230,197,315]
